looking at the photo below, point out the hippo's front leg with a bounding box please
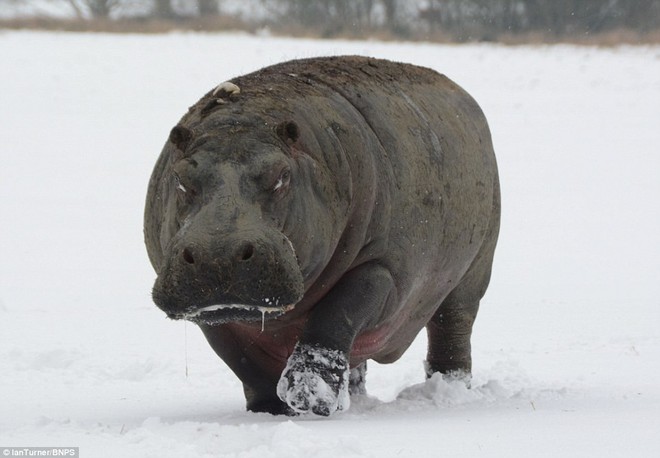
[276,342,350,416]
[277,262,395,416]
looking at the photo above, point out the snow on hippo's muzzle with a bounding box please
[183,301,298,326]
[152,228,304,326]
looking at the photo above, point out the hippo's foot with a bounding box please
[277,343,350,416]
[424,361,472,388]
[246,396,296,416]
[349,361,367,396]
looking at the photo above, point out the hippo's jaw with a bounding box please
[151,255,304,327]
[174,301,297,326]
[152,210,305,327]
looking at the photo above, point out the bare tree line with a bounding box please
[7,0,660,38]
[54,0,217,19]
[420,0,660,38]
[268,0,660,37]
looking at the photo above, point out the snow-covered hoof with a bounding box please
[424,360,472,388]
[277,343,350,416]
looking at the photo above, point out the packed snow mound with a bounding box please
[398,373,508,407]
[347,360,575,416]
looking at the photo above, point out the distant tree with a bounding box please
[153,0,175,18]
[63,0,122,18]
[260,0,401,35]
[381,0,398,27]
[197,0,219,16]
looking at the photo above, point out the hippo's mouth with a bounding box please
[176,302,296,326]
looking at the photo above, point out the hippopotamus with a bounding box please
[144,56,500,416]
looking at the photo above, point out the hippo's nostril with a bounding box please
[238,243,255,261]
[182,247,195,264]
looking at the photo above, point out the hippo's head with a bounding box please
[145,112,316,324]
[145,105,351,326]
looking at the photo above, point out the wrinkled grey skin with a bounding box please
[145,56,500,416]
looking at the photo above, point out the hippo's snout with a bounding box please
[180,240,256,266]
[153,230,304,326]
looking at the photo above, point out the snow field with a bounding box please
[1,32,659,457]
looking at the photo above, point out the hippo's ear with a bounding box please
[169,125,193,153]
[275,121,300,146]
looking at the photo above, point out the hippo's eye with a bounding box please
[273,169,291,193]
[173,173,187,193]
[173,173,198,200]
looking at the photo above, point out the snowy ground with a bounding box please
[1,32,659,457]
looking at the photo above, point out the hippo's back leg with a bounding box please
[424,291,480,381]
[425,178,500,381]
[348,361,367,395]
